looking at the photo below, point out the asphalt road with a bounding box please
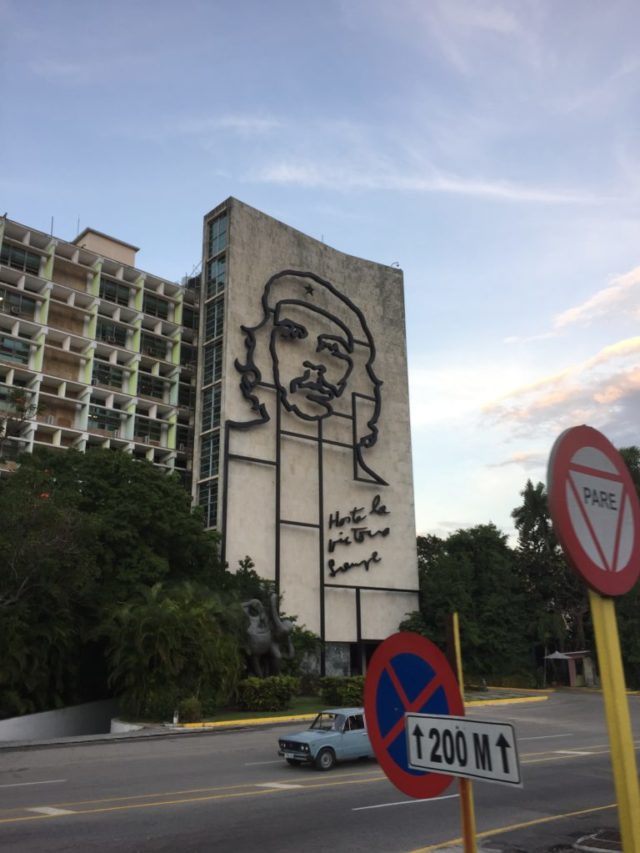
[0,691,637,853]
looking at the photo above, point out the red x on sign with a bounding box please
[364,632,464,798]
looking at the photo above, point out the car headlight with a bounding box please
[302,744,309,752]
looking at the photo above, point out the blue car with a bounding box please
[278,707,374,770]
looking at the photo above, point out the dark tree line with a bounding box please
[0,449,284,721]
[402,447,640,688]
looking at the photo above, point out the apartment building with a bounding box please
[1,201,418,673]
[0,217,198,483]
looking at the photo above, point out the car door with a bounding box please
[342,713,369,758]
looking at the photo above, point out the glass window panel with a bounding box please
[143,293,169,319]
[207,213,227,257]
[0,244,41,276]
[200,431,220,479]
[0,336,30,365]
[99,278,131,307]
[206,254,226,298]
[96,319,127,347]
[198,480,218,528]
[203,341,223,385]
[204,297,224,342]
[140,332,167,359]
[201,384,221,432]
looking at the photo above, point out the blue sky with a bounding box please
[2,0,639,540]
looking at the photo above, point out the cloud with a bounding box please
[484,337,640,441]
[553,266,640,329]
[487,450,547,470]
[255,159,596,204]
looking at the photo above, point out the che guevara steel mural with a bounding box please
[222,271,393,645]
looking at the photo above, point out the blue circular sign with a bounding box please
[364,632,464,798]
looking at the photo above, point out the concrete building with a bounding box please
[0,200,418,673]
[0,217,197,480]
[196,199,418,673]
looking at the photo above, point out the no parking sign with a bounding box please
[364,632,464,798]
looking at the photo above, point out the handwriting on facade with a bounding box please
[327,494,390,577]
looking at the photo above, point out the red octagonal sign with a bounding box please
[548,425,640,596]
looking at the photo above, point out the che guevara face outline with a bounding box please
[269,300,355,421]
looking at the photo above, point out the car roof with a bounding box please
[318,708,364,716]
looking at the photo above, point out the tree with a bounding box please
[403,525,529,680]
[511,480,590,657]
[102,581,245,719]
[0,388,42,460]
[0,448,232,717]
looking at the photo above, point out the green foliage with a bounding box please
[103,581,245,719]
[0,449,236,718]
[236,676,301,711]
[178,696,203,723]
[319,676,365,706]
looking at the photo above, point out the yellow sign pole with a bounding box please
[589,589,640,853]
[452,612,478,853]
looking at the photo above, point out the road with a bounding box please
[0,692,636,853]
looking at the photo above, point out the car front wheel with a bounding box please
[315,748,336,771]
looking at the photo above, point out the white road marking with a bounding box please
[519,733,574,741]
[353,794,459,812]
[244,760,283,766]
[27,807,75,816]
[0,779,67,789]
[257,782,303,789]
[555,750,594,756]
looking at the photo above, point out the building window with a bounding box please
[134,416,163,443]
[204,297,224,342]
[140,332,167,359]
[0,243,41,276]
[201,385,221,433]
[208,212,227,258]
[179,343,196,368]
[96,319,127,347]
[138,374,166,400]
[0,336,30,365]
[206,254,226,298]
[178,382,193,408]
[92,360,124,389]
[200,431,220,480]
[176,425,190,452]
[99,278,131,307]
[203,341,223,385]
[182,305,197,330]
[143,293,169,320]
[88,404,122,435]
[199,480,218,528]
[0,287,36,319]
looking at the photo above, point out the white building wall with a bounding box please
[219,199,418,647]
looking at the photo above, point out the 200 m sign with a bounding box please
[405,713,522,788]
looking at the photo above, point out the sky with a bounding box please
[1,0,639,542]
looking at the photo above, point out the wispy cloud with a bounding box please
[553,266,640,329]
[506,265,640,344]
[255,159,597,204]
[487,450,547,470]
[484,337,640,440]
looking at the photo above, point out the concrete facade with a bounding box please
[196,199,419,670]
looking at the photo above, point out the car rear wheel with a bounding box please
[315,748,336,771]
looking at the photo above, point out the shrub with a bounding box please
[237,676,300,711]
[319,676,365,706]
[178,696,203,723]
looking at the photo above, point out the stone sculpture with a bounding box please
[242,593,295,677]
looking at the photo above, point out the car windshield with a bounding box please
[310,712,343,731]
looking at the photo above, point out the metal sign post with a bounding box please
[548,425,640,853]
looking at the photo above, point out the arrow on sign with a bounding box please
[496,734,511,774]
[412,724,424,760]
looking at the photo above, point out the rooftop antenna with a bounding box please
[50,216,54,236]
[76,216,80,235]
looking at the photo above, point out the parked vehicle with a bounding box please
[277,707,374,770]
